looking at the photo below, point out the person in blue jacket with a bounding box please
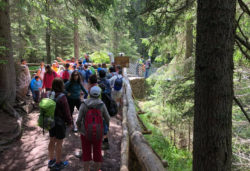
[65,70,88,132]
[30,76,43,102]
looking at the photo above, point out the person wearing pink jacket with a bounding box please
[43,65,58,92]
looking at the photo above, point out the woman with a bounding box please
[43,65,57,94]
[48,78,72,170]
[37,62,46,80]
[64,71,88,131]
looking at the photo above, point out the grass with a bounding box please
[139,109,192,171]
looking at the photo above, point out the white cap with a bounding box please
[90,86,101,98]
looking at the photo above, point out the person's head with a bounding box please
[52,78,64,93]
[65,63,70,69]
[54,60,58,65]
[71,57,75,63]
[35,76,39,81]
[84,64,88,69]
[111,62,115,67]
[90,86,101,98]
[70,70,81,83]
[116,65,121,72]
[98,64,101,68]
[99,69,106,78]
[102,63,107,68]
[52,63,57,68]
[40,61,44,67]
[118,69,122,75]
[89,74,97,84]
[73,65,77,70]
[109,66,115,73]
[45,65,52,73]
[84,54,89,59]
[21,59,26,65]
[78,61,82,65]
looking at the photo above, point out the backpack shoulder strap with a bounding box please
[55,93,64,102]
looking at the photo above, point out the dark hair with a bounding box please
[89,74,97,84]
[118,70,123,75]
[70,70,81,84]
[65,63,70,68]
[52,78,64,92]
[84,64,88,69]
[45,65,52,74]
[102,63,107,68]
[99,69,106,78]
[116,65,121,70]
[35,76,39,79]
[79,61,82,65]
[109,66,115,73]
[21,59,25,63]
[98,64,101,67]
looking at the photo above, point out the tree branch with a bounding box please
[235,40,250,60]
[238,0,250,16]
[236,34,250,50]
[233,96,250,124]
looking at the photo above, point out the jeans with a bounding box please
[145,68,150,78]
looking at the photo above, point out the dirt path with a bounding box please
[0,109,122,171]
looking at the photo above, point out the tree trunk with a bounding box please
[74,16,79,60]
[0,0,16,106]
[185,18,193,59]
[193,1,236,171]
[45,0,51,64]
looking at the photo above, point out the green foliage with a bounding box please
[90,51,110,64]
[140,113,192,171]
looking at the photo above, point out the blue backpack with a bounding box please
[98,79,111,95]
[85,69,92,82]
[114,76,123,91]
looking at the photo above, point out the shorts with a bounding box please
[111,90,122,101]
[49,124,66,140]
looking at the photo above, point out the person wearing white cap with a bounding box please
[76,86,110,171]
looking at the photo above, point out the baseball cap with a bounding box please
[90,86,101,98]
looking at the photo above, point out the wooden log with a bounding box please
[130,131,166,171]
[120,91,129,171]
[123,68,166,171]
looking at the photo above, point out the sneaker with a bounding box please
[48,159,56,168]
[53,161,69,170]
[102,141,109,150]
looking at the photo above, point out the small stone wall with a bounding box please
[128,77,145,99]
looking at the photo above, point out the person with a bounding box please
[61,63,70,83]
[64,71,88,131]
[98,70,112,149]
[52,63,59,73]
[88,74,98,93]
[109,69,124,109]
[101,63,108,73]
[76,86,110,171]
[106,66,116,79]
[144,59,151,78]
[89,63,96,75]
[83,64,92,89]
[37,61,46,80]
[83,54,90,64]
[48,78,72,170]
[43,65,58,94]
[30,76,42,103]
[97,64,102,73]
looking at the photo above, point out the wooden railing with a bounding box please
[120,68,166,171]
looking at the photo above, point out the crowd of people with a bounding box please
[25,56,125,171]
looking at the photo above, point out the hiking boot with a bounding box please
[48,159,56,168]
[102,141,109,150]
[53,161,69,170]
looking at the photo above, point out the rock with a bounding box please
[129,77,145,99]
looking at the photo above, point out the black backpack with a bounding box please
[101,93,118,117]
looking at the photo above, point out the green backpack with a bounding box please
[38,93,64,133]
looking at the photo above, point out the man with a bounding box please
[144,59,151,78]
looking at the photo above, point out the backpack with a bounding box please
[114,76,123,91]
[78,68,86,81]
[84,103,104,142]
[38,93,64,134]
[62,70,70,82]
[85,69,92,82]
[98,79,111,95]
[101,93,118,117]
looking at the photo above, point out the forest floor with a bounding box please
[0,108,122,171]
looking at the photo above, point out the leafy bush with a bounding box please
[90,51,110,64]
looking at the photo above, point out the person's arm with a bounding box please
[57,57,66,64]
[61,96,72,125]
[102,104,110,127]
[42,74,46,88]
[80,84,88,98]
[76,102,87,130]
[37,69,41,77]
[64,82,70,96]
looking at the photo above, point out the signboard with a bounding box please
[114,56,130,68]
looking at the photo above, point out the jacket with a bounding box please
[65,81,88,99]
[30,78,42,91]
[76,98,110,135]
[43,71,57,89]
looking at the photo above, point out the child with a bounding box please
[30,76,42,103]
